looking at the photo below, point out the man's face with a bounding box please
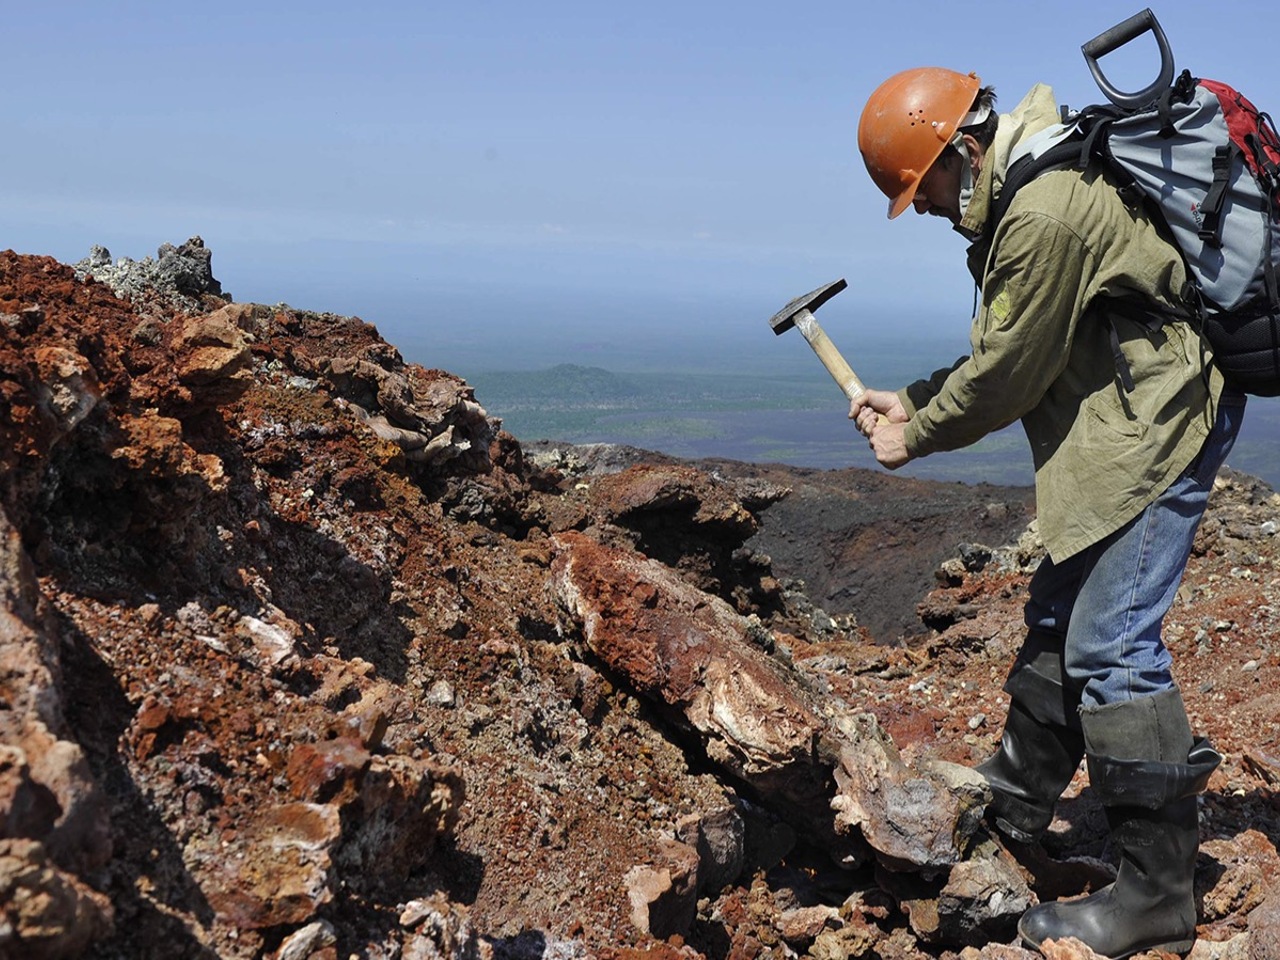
[911,149,965,224]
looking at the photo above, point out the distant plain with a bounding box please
[467,364,1280,491]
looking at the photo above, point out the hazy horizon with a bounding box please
[10,1,1280,488]
[14,1,1278,397]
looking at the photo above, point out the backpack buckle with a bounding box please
[1116,181,1145,208]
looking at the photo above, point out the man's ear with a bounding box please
[962,133,986,178]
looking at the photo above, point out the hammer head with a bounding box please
[769,278,848,335]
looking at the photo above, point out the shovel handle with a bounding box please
[1081,7,1175,110]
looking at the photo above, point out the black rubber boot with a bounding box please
[976,699,1085,843]
[1017,689,1220,959]
[976,629,1085,843]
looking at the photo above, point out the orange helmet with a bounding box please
[858,68,982,219]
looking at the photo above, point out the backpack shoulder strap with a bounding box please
[992,141,1079,228]
[985,108,1150,393]
[990,105,1126,232]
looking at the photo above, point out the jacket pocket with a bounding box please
[1080,389,1143,441]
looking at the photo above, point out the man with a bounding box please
[852,67,1245,958]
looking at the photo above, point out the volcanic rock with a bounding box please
[73,237,225,315]
[2,241,1278,959]
[0,838,114,959]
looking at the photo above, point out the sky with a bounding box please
[7,0,1280,382]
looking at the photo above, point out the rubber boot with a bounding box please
[976,699,1085,843]
[1018,688,1220,959]
[976,629,1085,843]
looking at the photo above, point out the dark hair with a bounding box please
[937,85,998,169]
[960,85,999,149]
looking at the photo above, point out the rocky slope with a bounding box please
[1,241,1278,960]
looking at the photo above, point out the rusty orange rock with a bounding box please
[285,738,371,804]
[205,802,342,929]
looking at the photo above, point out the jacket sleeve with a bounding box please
[898,357,967,417]
[903,210,1095,456]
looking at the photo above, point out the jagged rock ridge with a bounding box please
[1,243,1278,960]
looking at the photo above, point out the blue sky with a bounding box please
[7,0,1279,381]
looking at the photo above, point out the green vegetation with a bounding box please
[473,364,649,406]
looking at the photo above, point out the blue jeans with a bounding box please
[1023,391,1247,708]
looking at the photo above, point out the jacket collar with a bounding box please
[957,83,1061,241]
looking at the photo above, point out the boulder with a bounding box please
[674,803,745,895]
[624,838,700,939]
[551,530,997,876]
[204,802,343,929]
[0,507,111,876]
[0,838,113,959]
[933,854,1034,944]
[549,531,835,829]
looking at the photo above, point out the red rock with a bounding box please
[550,531,822,767]
[205,802,342,929]
[285,738,371,804]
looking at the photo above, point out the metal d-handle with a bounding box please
[1081,7,1175,110]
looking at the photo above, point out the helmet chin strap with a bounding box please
[952,102,990,219]
[954,135,976,218]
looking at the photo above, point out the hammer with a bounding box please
[768,278,872,402]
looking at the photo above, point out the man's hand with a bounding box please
[865,421,911,468]
[849,388,907,433]
[848,389,912,469]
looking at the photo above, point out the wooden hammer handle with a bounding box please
[795,310,868,400]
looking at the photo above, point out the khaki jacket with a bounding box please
[897,84,1223,562]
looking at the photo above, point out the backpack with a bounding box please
[992,9,1280,396]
